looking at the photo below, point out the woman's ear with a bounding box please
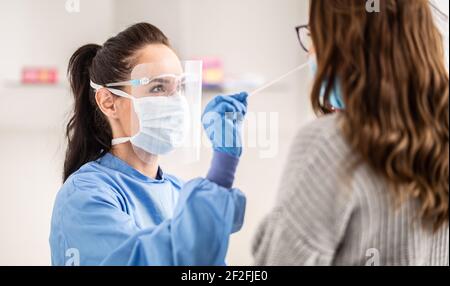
[95,89,119,119]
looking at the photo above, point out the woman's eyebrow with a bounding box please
[151,78,171,84]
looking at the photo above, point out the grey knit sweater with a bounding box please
[252,114,449,266]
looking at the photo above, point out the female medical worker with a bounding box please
[49,22,248,266]
[252,0,449,265]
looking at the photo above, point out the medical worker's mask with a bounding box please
[91,60,203,164]
[110,93,190,155]
[308,56,345,110]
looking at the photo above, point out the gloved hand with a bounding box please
[202,92,248,158]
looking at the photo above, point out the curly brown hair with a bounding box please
[309,0,449,231]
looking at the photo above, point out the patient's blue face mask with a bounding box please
[308,56,345,110]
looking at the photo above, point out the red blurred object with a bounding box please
[22,67,58,85]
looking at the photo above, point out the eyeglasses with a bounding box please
[295,25,311,53]
[295,2,449,53]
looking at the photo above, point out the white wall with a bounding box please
[0,0,115,265]
[0,0,115,84]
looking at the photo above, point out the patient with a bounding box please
[252,0,449,266]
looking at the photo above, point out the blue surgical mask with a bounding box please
[308,56,345,110]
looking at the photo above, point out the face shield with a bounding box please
[91,60,203,165]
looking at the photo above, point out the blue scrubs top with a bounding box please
[49,153,246,266]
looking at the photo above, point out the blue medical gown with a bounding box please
[49,153,246,266]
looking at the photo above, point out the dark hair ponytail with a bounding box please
[63,23,170,181]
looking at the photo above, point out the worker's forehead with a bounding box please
[132,44,183,75]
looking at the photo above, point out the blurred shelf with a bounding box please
[1,79,69,89]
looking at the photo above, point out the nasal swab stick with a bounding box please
[249,62,308,96]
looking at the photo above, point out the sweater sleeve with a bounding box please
[252,115,355,266]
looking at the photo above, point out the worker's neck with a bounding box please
[111,144,159,179]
